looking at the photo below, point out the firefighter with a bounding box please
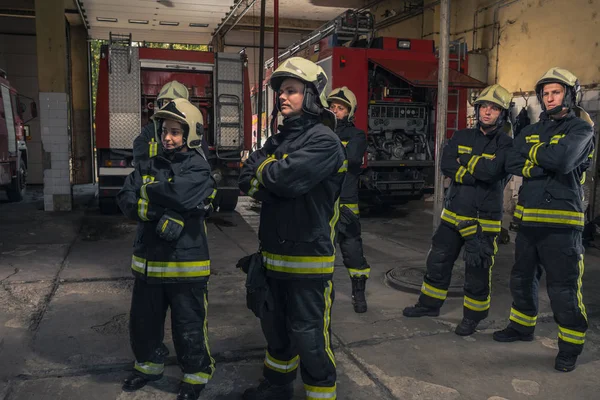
[117,98,217,400]
[133,80,193,162]
[326,86,369,313]
[238,57,346,400]
[403,84,514,336]
[494,68,594,372]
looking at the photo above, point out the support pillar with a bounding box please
[35,0,71,211]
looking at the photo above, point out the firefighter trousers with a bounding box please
[129,278,215,386]
[419,223,498,321]
[508,227,588,356]
[338,206,370,279]
[259,277,337,399]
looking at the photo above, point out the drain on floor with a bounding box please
[384,265,464,296]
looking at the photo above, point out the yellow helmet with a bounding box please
[474,84,511,110]
[535,67,581,113]
[327,86,358,119]
[157,80,189,108]
[152,98,204,150]
[269,57,329,112]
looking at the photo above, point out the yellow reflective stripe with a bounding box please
[509,307,537,327]
[305,383,337,400]
[341,141,349,146]
[264,352,300,374]
[455,166,468,183]
[248,178,260,197]
[588,150,594,159]
[203,291,216,376]
[256,156,277,185]
[134,361,164,375]
[142,175,155,184]
[208,188,217,200]
[522,159,534,178]
[580,171,586,185]
[262,252,335,275]
[131,255,146,274]
[549,134,566,144]
[440,209,501,233]
[337,159,348,173]
[467,155,482,174]
[137,198,149,221]
[421,282,447,300]
[329,198,340,251]
[464,296,490,311]
[149,140,158,158]
[161,219,169,233]
[558,326,585,345]
[513,206,584,227]
[482,153,495,160]
[577,255,587,321]
[458,145,472,154]
[140,181,158,201]
[459,224,478,237]
[183,372,211,385]
[146,260,210,278]
[341,203,360,215]
[170,217,184,227]
[525,135,540,143]
[348,268,370,278]
[323,280,336,367]
[531,142,544,165]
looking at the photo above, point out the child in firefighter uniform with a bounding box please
[327,87,370,313]
[403,84,513,336]
[239,57,346,400]
[494,67,594,372]
[133,80,209,163]
[117,98,217,400]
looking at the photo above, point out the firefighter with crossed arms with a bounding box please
[239,57,346,400]
[494,67,595,373]
[327,87,370,313]
[118,98,217,400]
[403,84,513,336]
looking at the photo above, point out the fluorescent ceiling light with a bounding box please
[160,21,179,26]
[189,23,209,28]
[129,19,149,24]
[97,17,117,22]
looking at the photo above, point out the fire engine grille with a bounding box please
[109,47,141,149]
[214,53,243,152]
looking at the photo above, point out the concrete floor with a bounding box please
[1,185,600,399]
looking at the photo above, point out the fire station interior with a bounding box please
[1,0,600,398]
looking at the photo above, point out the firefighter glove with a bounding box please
[237,252,273,318]
[458,220,485,269]
[156,210,185,241]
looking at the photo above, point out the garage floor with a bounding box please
[1,185,600,399]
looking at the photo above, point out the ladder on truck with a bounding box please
[446,39,467,135]
[107,32,141,150]
[265,9,374,69]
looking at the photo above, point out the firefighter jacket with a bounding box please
[117,150,217,283]
[133,123,161,162]
[239,115,347,280]
[505,110,594,231]
[335,118,367,215]
[440,126,513,234]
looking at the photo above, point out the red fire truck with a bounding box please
[95,34,251,213]
[253,10,486,207]
[0,69,36,202]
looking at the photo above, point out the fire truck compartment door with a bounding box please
[214,53,244,154]
[369,58,486,88]
[109,47,141,149]
[1,85,16,153]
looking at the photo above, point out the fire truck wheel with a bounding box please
[7,158,26,202]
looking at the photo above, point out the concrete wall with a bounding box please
[0,18,43,184]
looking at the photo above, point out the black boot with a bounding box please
[242,379,294,400]
[555,352,578,372]
[492,326,534,342]
[351,277,368,313]
[122,372,161,392]
[402,302,440,318]
[177,382,205,400]
[455,318,479,336]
